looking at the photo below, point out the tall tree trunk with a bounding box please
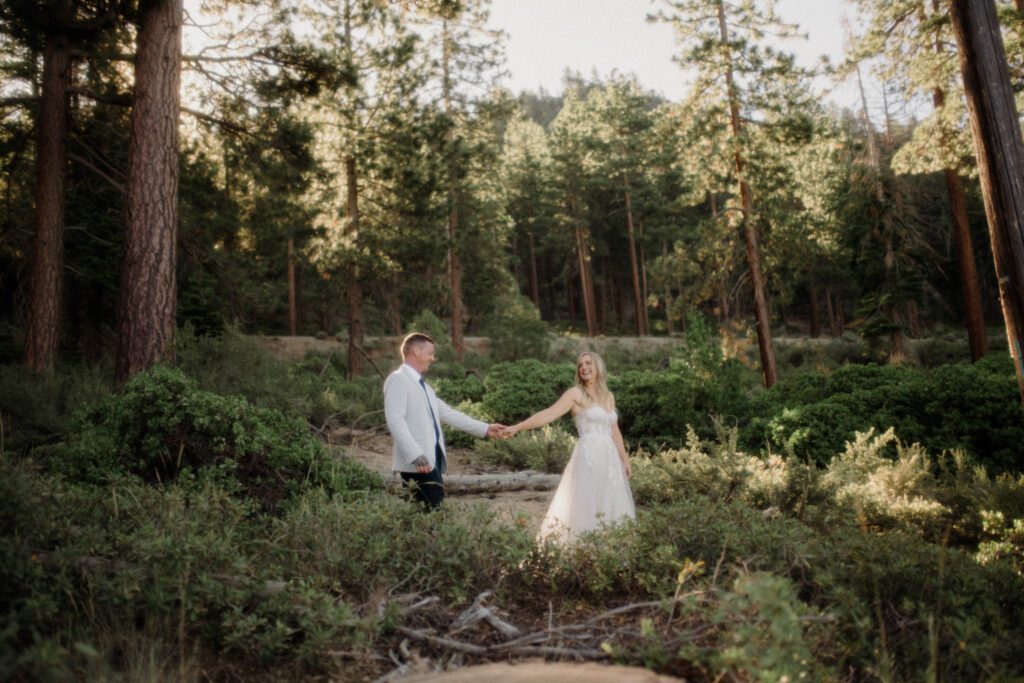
[809,282,822,338]
[442,18,465,361]
[573,221,598,336]
[825,286,840,338]
[566,263,577,326]
[942,164,988,360]
[718,0,776,387]
[929,5,988,360]
[24,8,73,373]
[881,80,894,146]
[662,240,675,336]
[387,273,402,335]
[623,182,647,335]
[344,155,364,378]
[115,0,182,382]
[527,231,540,307]
[287,236,297,335]
[950,0,1024,401]
[639,224,649,321]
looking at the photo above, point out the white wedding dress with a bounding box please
[537,405,636,543]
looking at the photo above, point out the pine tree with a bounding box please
[651,0,813,384]
[115,0,183,382]
[850,0,988,361]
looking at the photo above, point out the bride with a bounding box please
[502,352,635,542]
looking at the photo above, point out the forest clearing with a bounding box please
[4,0,1024,680]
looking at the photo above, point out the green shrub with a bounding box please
[482,359,575,424]
[612,315,750,446]
[0,462,379,678]
[0,363,113,454]
[176,326,374,428]
[51,366,381,509]
[977,511,1024,577]
[744,355,1024,471]
[273,492,535,603]
[433,372,486,405]
[441,399,493,449]
[481,292,550,361]
[471,424,575,472]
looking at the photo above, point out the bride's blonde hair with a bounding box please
[575,351,612,407]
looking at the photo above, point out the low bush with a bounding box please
[176,326,386,431]
[632,426,1024,548]
[441,399,493,449]
[0,463,380,679]
[482,359,575,424]
[744,354,1024,471]
[471,424,576,472]
[0,363,112,455]
[521,493,1024,680]
[481,292,550,361]
[433,372,486,405]
[50,365,381,510]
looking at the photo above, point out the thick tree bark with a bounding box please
[943,165,988,360]
[718,1,776,387]
[950,0,1024,401]
[623,184,647,335]
[930,41,989,361]
[115,0,182,382]
[344,155,364,378]
[24,10,73,373]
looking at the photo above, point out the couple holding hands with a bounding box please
[383,332,635,543]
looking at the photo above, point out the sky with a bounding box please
[487,0,864,111]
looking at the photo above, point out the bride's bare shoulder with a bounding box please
[562,386,585,412]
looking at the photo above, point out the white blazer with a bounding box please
[383,364,488,473]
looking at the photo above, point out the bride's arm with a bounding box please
[504,387,580,437]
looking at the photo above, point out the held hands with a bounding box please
[485,423,508,439]
[495,424,520,440]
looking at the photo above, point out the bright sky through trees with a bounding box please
[489,0,868,112]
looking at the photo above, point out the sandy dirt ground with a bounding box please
[328,427,556,531]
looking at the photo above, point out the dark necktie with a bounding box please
[419,377,445,473]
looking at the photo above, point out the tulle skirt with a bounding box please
[537,433,636,543]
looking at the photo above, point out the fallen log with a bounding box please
[384,471,561,495]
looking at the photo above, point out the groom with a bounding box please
[383,332,505,508]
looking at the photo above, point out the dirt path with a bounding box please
[329,427,556,530]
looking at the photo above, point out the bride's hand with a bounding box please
[624,460,632,479]
[501,425,519,439]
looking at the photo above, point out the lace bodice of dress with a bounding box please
[574,405,617,438]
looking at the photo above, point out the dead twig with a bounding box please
[395,626,487,655]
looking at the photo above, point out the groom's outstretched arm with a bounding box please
[436,396,503,439]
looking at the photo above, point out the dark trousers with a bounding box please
[400,446,446,509]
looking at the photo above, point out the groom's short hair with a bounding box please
[401,332,435,357]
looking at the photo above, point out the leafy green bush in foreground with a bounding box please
[50,365,380,510]
[2,450,1022,681]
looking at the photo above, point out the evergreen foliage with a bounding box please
[50,366,380,510]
